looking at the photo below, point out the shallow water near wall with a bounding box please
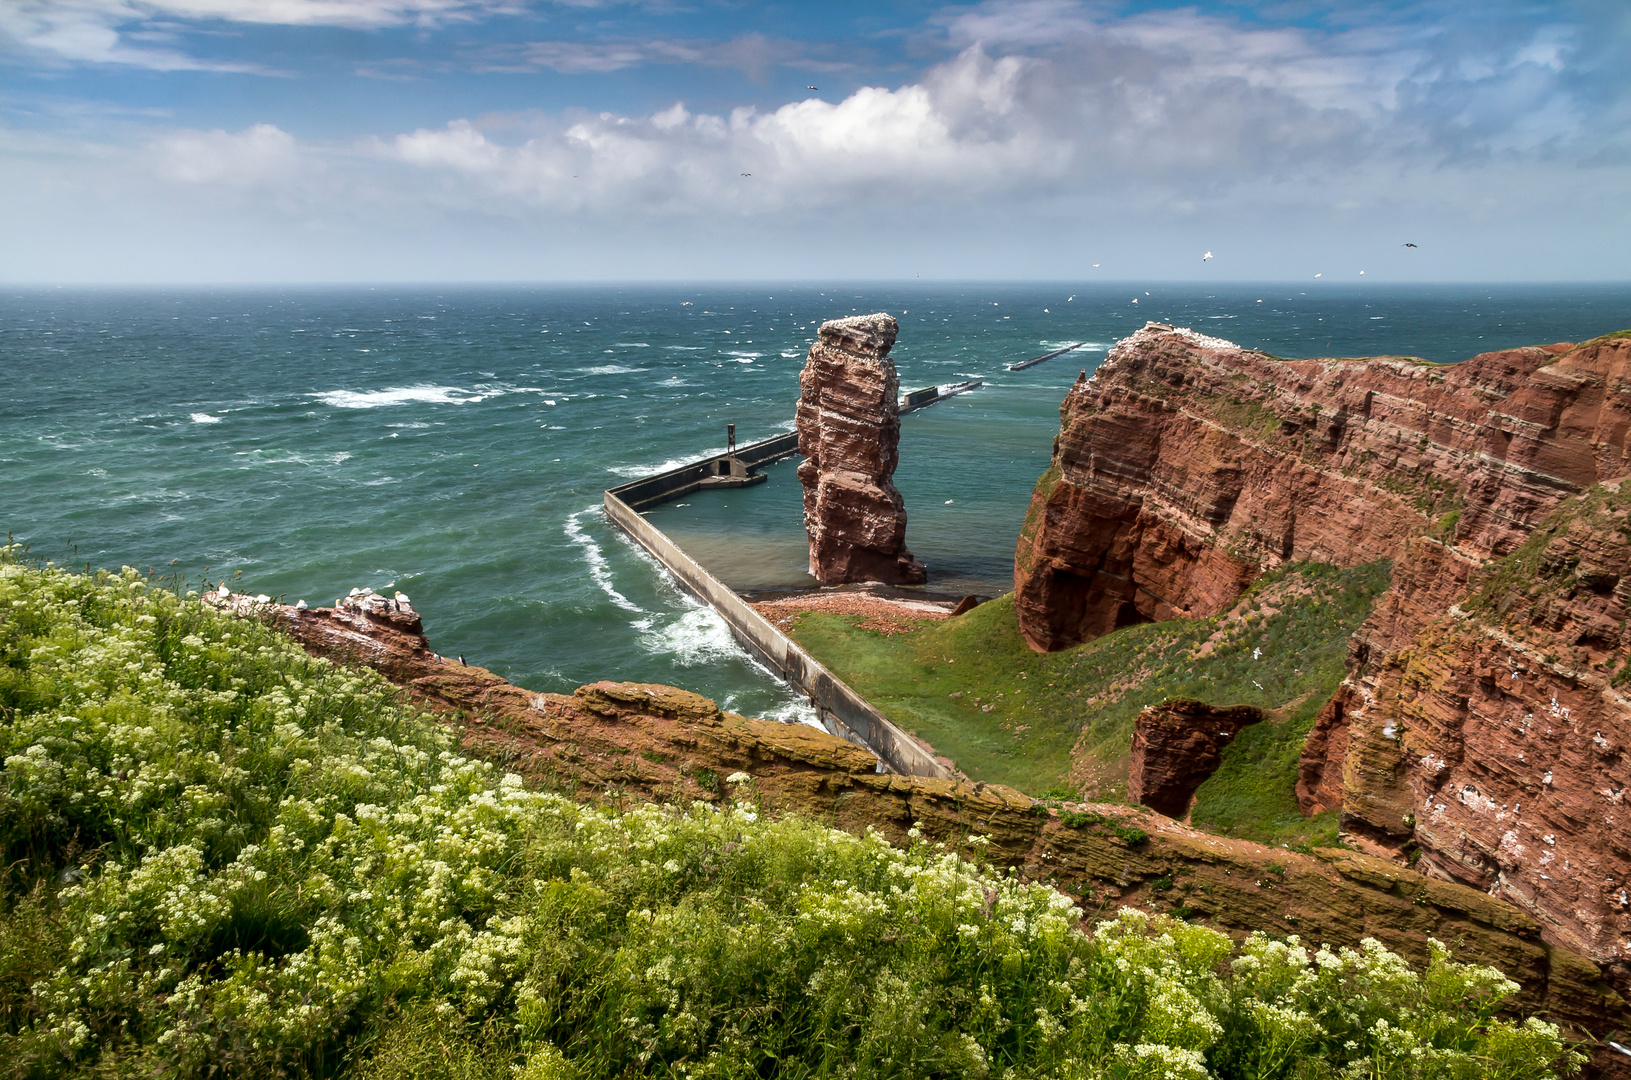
[4,282,1627,724]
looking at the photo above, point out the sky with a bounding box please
[2,0,1629,283]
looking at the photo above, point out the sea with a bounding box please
[4,283,1628,725]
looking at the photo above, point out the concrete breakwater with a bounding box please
[603,482,951,778]
[603,411,960,778]
[1008,342,1091,371]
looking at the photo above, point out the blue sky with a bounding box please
[2,1,1628,282]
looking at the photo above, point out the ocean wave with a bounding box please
[581,364,638,375]
[190,413,223,424]
[311,385,501,409]
[722,351,763,359]
[754,698,826,730]
[638,605,742,667]
[665,345,706,351]
[614,342,651,348]
[605,455,707,478]
[564,508,644,613]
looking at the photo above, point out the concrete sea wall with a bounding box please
[603,434,952,779]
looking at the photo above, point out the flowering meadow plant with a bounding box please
[0,552,1585,1079]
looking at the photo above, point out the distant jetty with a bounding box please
[1009,341,1091,371]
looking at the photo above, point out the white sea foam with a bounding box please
[190,412,223,424]
[564,508,644,613]
[665,345,706,351]
[639,605,741,666]
[723,351,763,359]
[756,698,827,731]
[311,385,501,409]
[780,350,803,358]
[605,455,708,478]
[614,342,651,348]
[581,364,637,375]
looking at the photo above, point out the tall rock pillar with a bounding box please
[796,313,927,585]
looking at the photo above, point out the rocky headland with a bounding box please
[796,313,927,585]
[1012,322,1631,1045]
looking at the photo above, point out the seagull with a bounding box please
[1314,273,1322,278]
[1403,242,1418,248]
[1202,251,1213,261]
[1131,297,1139,303]
[740,172,751,176]
[806,85,819,90]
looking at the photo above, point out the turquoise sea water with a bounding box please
[4,283,1628,723]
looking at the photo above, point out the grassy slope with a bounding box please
[788,560,1392,849]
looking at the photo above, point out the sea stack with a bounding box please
[796,313,927,585]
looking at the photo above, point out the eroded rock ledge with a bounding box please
[1128,698,1265,817]
[218,586,1628,1071]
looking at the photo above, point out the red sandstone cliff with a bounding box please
[797,313,926,585]
[1298,477,1631,1000]
[1013,322,1599,653]
[1015,322,1631,1025]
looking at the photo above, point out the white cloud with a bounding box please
[3,0,1628,281]
[0,0,518,69]
[153,123,303,184]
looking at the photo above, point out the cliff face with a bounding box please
[1015,323,1631,1023]
[1300,480,1631,999]
[218,585,1628,1071]
[1013,322,1583,652]
[797,314,926,585]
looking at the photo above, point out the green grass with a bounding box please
[787,561,1393,847]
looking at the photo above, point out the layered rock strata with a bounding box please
[1013,322,1588,652]
[1299,477,1631,1001]
[1128,698,1265,817]
[797,313,926,584]
[1013,323,1631,1053]
[216,587,1629,1073]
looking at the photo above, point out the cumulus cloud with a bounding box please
[370,46,1061,214]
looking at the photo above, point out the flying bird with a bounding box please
[1202,251,1213,261]
[1403,242,1418,248]
[1314,273,1322,278]
[806,85,819,90]
[740,172,751,176]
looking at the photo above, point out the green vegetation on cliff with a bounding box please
[0,553,1581,1079]
[786,561,1392,848]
